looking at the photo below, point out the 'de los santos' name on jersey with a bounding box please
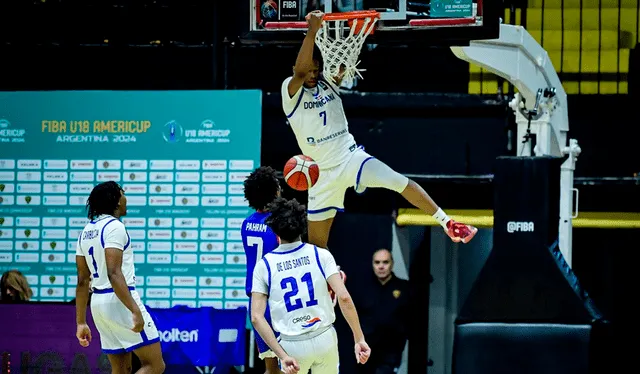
[276,255,312,272]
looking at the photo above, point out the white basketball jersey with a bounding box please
[281,76,357,170]
[253,242,339,337]
[76,214,135,290]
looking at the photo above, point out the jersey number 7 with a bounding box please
[319,111,327,126]
[281,272,319,313]
[247,236,264,263]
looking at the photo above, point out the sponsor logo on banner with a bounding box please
[0,119,26,143]
[184,120,232,144]
[162,121,184,143]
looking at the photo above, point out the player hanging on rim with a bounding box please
[281,10,478,249]
[251,196,371,374]
[75,181,165,374]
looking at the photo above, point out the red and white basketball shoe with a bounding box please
[328,268,347,307]
[445,220,478,244]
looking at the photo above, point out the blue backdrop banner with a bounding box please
[150,306,247,367]
[0,90,262,309]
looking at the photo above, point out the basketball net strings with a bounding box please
[315,16,378,85]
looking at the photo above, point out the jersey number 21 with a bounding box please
[281,272,318,313]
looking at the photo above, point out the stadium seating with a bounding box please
[469,0,639,94]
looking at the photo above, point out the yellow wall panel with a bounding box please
[528,0,639,8]
[526,9,632,31]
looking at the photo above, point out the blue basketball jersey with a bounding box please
[241,211,280,296]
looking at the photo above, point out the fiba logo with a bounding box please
[507,221,535,233]
[261,0,278,20]
[162,121,183,143]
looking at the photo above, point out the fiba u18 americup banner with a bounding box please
[0,90,261,310]
[149,306,247,367]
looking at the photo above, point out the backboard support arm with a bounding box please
[451,24,581,267]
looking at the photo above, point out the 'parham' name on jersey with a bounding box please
[281,77,357,170]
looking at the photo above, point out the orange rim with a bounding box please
[323,10,380,21]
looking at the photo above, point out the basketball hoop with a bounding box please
[315,10,380,85]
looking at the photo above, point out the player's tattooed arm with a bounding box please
[250,292,290,360]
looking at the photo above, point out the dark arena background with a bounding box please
[1,1,639,374]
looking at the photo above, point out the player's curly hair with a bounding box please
[86,181,123,220]
[265,197,307,242]
[243,166,281,211]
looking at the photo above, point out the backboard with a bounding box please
[241,0,500,46]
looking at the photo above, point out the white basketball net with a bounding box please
[315,15,378,85]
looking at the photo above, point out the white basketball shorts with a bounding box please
[90,287,160,354]
[278,326,340,374]
[307,146,409,221]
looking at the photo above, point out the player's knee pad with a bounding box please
[357,158,409,194]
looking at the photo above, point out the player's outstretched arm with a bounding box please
[327,273,371,364]
[288,11,324,98]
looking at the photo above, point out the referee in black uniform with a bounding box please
[355,248,410,374]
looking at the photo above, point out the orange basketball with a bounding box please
[283,155,320,191]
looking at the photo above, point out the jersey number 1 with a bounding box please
[88,246,99,278]
[319,111,327,126]
[281,272,319,312]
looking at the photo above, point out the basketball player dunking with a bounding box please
[281,11,478,251]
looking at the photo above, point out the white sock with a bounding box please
[432,208,451,229]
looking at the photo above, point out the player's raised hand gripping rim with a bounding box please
[305,10,324,32]
[76,323,92,347]
[281,355,301,374]
[355,340,371,364]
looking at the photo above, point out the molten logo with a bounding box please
[159,328,199,343]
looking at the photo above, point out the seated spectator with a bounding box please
[1,269,33,302]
